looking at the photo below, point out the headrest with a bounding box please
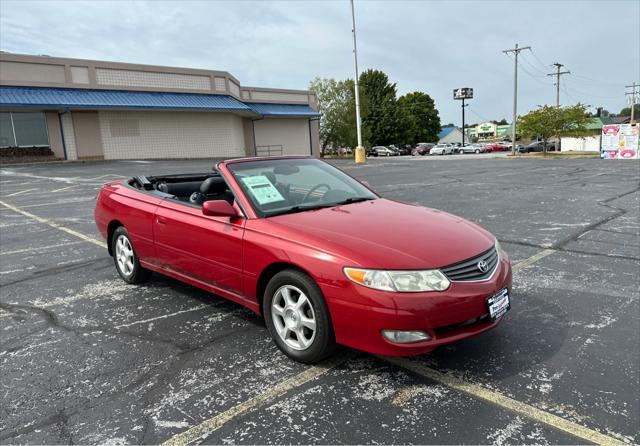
[200,176,228,195]
[262,171,277,185]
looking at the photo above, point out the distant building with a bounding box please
[560,117,608,152]
[438,126,464,144]
[0,53,320,160]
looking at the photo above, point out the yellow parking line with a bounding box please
[380,356,626,445]
[161,354,349,446]
[0,200,106,248]
[513,248,556,272]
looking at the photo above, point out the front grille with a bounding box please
[441,246,498,282]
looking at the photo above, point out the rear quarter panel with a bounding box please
[95,183,164,260]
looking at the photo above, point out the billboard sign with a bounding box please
[454,88,473,100]
[601,124,639,159]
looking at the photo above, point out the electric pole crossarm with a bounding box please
[547,63,570,107]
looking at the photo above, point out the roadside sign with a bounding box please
[454,88,473,100]
[601,124,639,159]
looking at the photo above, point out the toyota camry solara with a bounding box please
[95,156,512,363]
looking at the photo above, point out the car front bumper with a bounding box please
[323,258,513,357]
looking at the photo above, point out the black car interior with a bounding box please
[128,173,237,207]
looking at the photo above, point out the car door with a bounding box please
[153,198,245,295]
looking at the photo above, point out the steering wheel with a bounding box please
[301,183,331,204]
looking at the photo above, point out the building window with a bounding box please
[0,112,49,148]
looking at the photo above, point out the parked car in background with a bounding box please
[485,143,510,152]
[430,144,455,155]
[412,143,434,156]
[458,144,486,154]
[373,146,396,156]
[520,141,556,153]
[390,144,410,156]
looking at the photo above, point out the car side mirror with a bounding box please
[202,200,239,218]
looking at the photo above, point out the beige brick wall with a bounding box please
[95,68,211,91]
[254,118,311,156]
[98,111,246,160]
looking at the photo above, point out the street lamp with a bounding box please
[350,0,365,163]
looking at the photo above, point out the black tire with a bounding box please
[475,149,480,154]
[111,226,151,284]
[263,269,336,363]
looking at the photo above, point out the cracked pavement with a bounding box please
[0,156,638,444]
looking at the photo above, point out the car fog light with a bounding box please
[381,330,431,344]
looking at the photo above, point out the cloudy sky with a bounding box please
[1,0,638,125]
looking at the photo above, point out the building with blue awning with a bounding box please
[0,53,320,160]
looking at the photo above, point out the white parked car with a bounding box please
[430,144,455,155]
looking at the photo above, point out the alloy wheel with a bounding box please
[115,235,135,277]
[271,285,317,350]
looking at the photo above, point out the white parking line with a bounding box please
[1,240,85,256]
[4,188,38,197]
[51,185,79,193]
[115,305,209,329]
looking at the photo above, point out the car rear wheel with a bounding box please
[112,226,151,284]
[475,149,480,154]
[264,270,336,363]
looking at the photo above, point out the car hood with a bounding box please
[260,198,495,269]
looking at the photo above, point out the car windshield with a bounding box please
[227,158,378,217]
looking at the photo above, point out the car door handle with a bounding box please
[156,216,167,225]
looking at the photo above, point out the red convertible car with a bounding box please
[95,156,512,363]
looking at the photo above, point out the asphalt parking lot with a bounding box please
[0,156,638,444]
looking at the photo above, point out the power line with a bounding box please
[519,53,549,76]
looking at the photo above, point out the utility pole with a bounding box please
[547,63,570,107]
[350,0,365,163]
[626,82,639,124]
[503,43,531,154]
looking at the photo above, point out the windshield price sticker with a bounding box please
[242,175,286,205]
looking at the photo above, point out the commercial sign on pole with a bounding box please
[601,124,639,159]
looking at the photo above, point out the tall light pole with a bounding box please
[350,0,365,163]
[503,43,530,154]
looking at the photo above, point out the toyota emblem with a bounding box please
[477,260,489,273]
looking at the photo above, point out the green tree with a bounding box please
[309,77,356,154]
[518,104,592,153]
[497,118,508,125]
[396,91,441,144]
[359,69,399,146]
[619,106,631,116]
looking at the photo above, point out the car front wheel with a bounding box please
[112,226,151,284]
[264,269,336,363]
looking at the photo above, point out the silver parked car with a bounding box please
[458,144,486,154]
[373,146,396,156]
[429,144,455,155]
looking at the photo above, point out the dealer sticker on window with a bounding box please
[487,288,510,320]
[242,175,286,205]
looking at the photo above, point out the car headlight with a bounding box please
[344,267,450,292]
